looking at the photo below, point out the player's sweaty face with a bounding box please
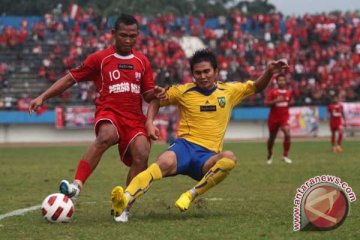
[113,23,138,55]
[192,61,217,90]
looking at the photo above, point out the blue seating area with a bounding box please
[0,16,42,30]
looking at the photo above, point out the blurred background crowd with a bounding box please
[0,0,359,111]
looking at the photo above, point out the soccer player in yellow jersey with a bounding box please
[110,49,289,222]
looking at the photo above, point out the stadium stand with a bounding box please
[0,10,360,111]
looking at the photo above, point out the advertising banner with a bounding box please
[289,106,319,137]
[55,106,95,129]
[342,102,360,129]
[55,105,178,142]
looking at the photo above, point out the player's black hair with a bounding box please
[114,14,139,30]
[190,49,218,73]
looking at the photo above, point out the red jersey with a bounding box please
[69,46,154,120]
[266,88,292,119]
[328,103,344,127]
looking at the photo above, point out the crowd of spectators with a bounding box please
[1,6,360,110]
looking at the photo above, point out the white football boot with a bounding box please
[282,156,293,164]
[59,180,80,202]
[114,209,129,223]
[266,155,273,165]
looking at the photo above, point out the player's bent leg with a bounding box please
[126,135,150,185]
[112,152,176,222]
[125,163,163,199]
[85,122,118,170]
[195,157,236,194]
[176,154,236,212]
[61,122,118,202]
[111,163,164,222]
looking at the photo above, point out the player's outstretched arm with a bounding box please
[254,59,289,93]
[146,99,161,140]
[143,86,167,103]
[28,73,75,114]
[154,86,167,100]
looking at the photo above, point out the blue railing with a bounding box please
[0,106,329,124]
[0,111,55,124]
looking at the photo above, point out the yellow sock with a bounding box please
[193,158,235,196]
[125,163,163,200]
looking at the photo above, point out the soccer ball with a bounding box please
[41,193,74,223]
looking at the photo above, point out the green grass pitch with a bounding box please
[0,140,359,240]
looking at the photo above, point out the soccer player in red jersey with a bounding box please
[265,74,292,164]
[28,14,164,221]
[327,94,345,153]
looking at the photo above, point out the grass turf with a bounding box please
[0,140,359,239]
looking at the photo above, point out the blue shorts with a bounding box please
[168,138,216,181]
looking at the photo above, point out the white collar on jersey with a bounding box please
[278,89,287,93]
[114,53,134,59]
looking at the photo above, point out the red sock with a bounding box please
[283,137,291,157]
[337,132,343,146]
[74,160,92,184]
[331,132,335,146]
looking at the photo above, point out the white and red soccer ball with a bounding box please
[41,193,74,223]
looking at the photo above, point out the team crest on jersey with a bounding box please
[217,97,226,108]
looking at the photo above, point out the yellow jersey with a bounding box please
[160,80,256,152]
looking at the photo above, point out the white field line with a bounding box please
[203,198,223,201]
[0,201,109,221]
[0,198,225,221]
[0,205,41,221]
